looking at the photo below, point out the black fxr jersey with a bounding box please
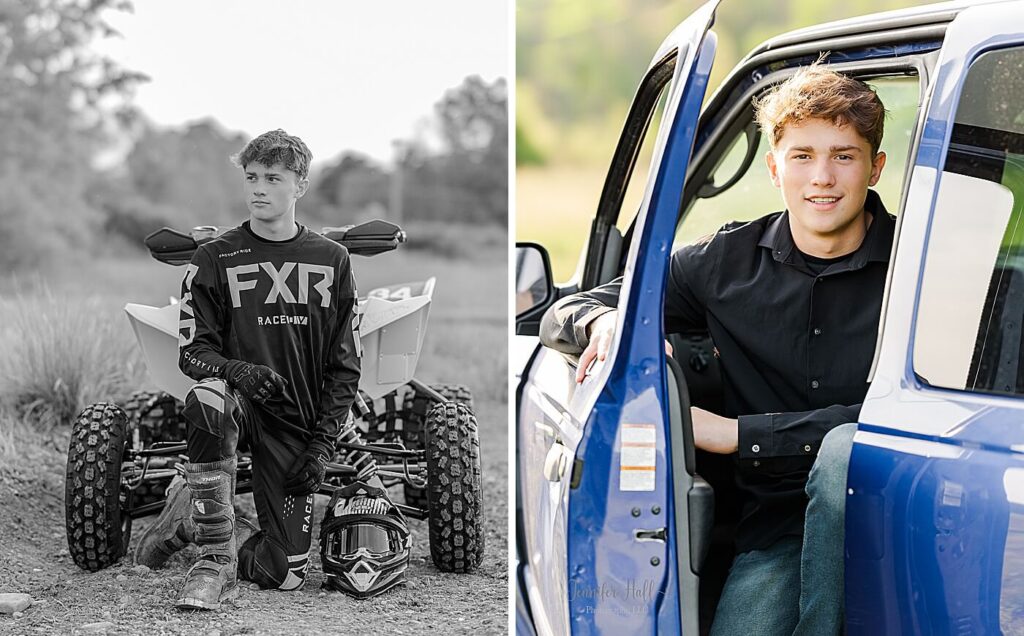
[177,221,361,448]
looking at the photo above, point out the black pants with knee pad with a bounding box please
[183,379,315,591]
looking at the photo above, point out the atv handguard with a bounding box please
[321,220,407,256]
[144,219,406,266]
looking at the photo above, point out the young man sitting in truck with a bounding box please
[541,64,892,635]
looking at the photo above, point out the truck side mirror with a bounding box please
[516,244,554,315]
[516,243,555,335]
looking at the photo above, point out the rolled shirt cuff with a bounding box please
[737,413,774,459]
[574,307,617,350]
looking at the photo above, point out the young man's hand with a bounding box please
[284,441,333,496]
[576,311,675,384]
[576,311,619,383]
[223,360,287,404]
[691,407,738,454]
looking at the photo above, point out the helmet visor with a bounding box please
[337,523,393,556]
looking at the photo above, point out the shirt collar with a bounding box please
[757,189,894,270]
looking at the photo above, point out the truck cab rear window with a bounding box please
[914,46,1024,397]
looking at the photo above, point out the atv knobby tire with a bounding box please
[403,384,474,509]
[121,390,185,507]
[426,383,474,411]
[123,390,186,445]
[424,401,483,572]
[65,402,132,571]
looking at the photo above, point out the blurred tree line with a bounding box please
[517,0,938,165]
[0,0,145,269]
[0,0,507,272]
[318,76,508,231]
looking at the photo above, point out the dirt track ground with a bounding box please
[0,243,509,635]
[0,399,507,635]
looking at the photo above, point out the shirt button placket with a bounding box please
[809,278,824,398]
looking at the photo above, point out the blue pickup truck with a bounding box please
[515,0,1024,633]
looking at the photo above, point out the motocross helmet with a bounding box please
[320,481,411,598]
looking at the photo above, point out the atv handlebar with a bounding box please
[321,219,407,256]
[144,219,406,266]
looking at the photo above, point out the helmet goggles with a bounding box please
[319,481,411,598]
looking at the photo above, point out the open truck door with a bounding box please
[516,1,720,633]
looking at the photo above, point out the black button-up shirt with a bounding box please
[540,190,894,553]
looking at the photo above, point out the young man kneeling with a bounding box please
[135,129,409,608]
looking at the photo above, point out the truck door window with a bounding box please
[914,46,1024,397]
[674,74,919,249]
[616,89,671,236]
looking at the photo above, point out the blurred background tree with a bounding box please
[0,0,146,269]
[315,152,390,224]
[400,76,509,226]
[517,0,939,166]
[0,1,507,276]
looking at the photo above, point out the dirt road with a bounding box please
[0,397,507,636]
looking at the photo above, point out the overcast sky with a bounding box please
[97,1,509,165]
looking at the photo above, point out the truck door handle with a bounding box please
[544,442,571,482]
[534,421,557,438]
[634,527,667,543]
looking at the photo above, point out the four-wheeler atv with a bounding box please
[65,219,484,578]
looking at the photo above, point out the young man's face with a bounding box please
[243,161,309,222]
[765,117,886,250]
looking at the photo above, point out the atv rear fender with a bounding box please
[125,277,435,403]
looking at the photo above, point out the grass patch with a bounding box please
[0,287,146,432]
[516,165,603,283]
[418,317,507,405]
[403,220,507,261]
[0,404,20,460]
[0,411,61,471]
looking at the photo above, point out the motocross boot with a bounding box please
[136,477,261,570]
[176,457,239,611]
[134,473,194,568]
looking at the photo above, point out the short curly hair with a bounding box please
[232,129,312,179]
[754,64,887,155]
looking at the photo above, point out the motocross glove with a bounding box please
[222,360,287,404]
[284,439,334,496]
